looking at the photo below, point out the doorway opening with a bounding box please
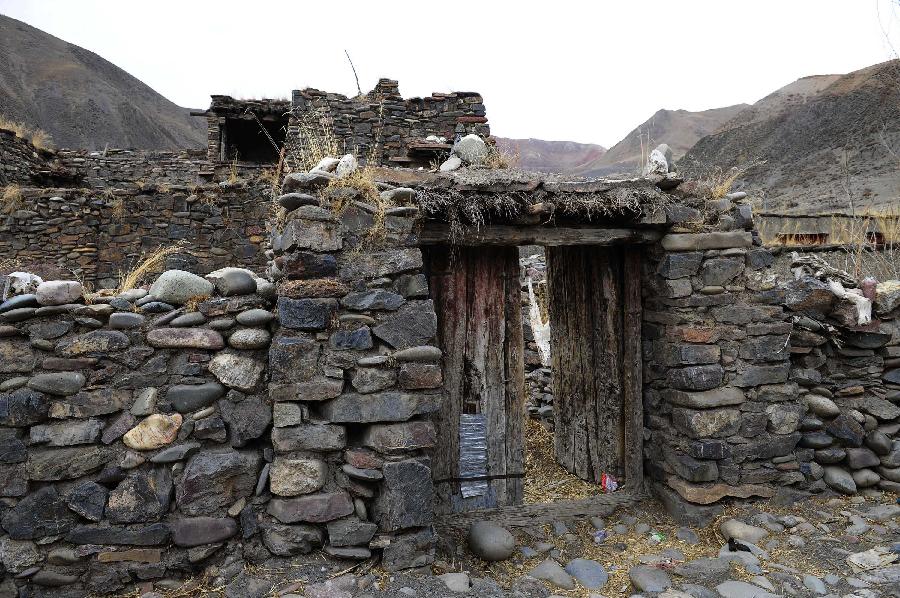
[424,235,644,527]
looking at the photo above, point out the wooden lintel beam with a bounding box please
[417,225,662,247]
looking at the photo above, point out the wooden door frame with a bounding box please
[422,225,649,530]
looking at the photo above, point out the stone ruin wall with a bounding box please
[1,181,270,289]
[287,79,489,168]
[2,165,900,594]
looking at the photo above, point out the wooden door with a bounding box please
[545,246,643,487]
[427,246,525,514]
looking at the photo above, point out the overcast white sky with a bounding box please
[1,0,898,146]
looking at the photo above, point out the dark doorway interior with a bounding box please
[223,116,286,163]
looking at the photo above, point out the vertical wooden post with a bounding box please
[622,247,644,490]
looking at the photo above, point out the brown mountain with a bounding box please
[494,138,607,173]
[680,60,900,214]
[0,14,204,150]
[583,105,748,177]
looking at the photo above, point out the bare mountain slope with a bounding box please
[681,60,900,214]
[0,14,204,150]
[494,138,607,173]
[579,105,748,177]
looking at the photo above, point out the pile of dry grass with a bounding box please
[523,419,601,504]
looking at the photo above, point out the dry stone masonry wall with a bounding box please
[0,268,277,595]
[1,182,270,288]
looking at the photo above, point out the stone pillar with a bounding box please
[641,198,802,524]
[269,170,440,569]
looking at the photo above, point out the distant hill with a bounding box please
[494,138,607,173]
[583,105,748,177]
[0,14,204,150]
[680,60,900,214]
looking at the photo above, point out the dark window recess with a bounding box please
[223,117,287,163]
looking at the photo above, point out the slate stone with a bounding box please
[27,446,110,481]
[106,471,169,523]
[270,457,327,496]
[171,517,237,547]
[317,390,440,423]
[0,435,26,463]
[672,408,741,438]
[218,396,272,448]
[373,459,433,531]
[208,351,265,392]
[0,388,48,426]
[176,449,261,516]
[814,447,846,463]
[101,411,137,445]
[784,277,835,316]
[1,486,78,539]
[665,387,744,409]
[338,248,423,280]
[261,522,324,556]
[30,418,101,446]
[66,481,108,522]
[272,424,346,452]
[28,320,72,340]
[56,330,130,356]
[150,442,201,463]
[277,297,335,330]
[327,518,378,547]
[397,362,442,389]
[657,252,703,279]
[732,364,791,387]
[341,290,405,311]
[352,367,397,394]
[826,413,865,447]
[688,439,731,460]
[146,328,224,349]
[167,382,226,412]
[666,365,724,391]
[701,258,744,287]
[362,421,437,454]
[267,492,354,524]
[66,523,170,545]
[193,416,227,442]
[279,251,338,279]
[269,334,320,383]
[214,270,257,296]
[372,300,437,349]
[666,453,718,482]
[865,430,892,455]
[730,432,800,461]
[329,326,373,350]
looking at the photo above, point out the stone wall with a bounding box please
[287,79,489,169]
[0,182,270,288]
[53,149,210,190]
[783,276,900,494]
[637,197,807,517]
[0,270,276,596]
[268,169,443,570]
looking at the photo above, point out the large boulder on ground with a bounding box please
[468,521,515,561]
[149,270,214,305]
[35,281,83,306]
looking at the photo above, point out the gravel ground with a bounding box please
[134,491,899,598]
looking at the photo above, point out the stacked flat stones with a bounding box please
[0,267,276,595]
[287,78,488,170]
[0,180,271,291]
[269,161,441,571]
[642,193,805,513]
[787,277,900,494]
[0,128,50,186]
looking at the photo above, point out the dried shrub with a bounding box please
[183,294,210,313]
[483,142,519,170]
[117,242,189,293]
[1,184,24,215]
